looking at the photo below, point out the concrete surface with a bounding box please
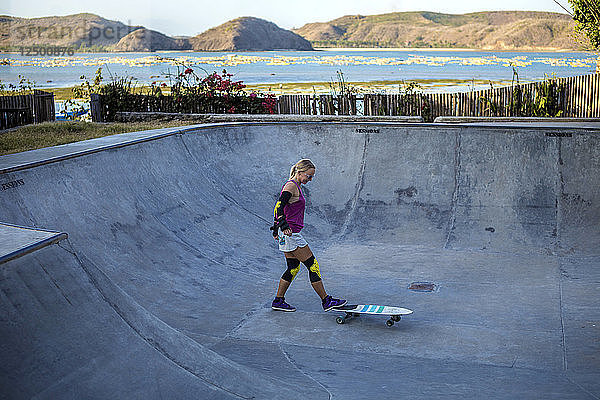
[0,223,67,265]
[0,121,599,399]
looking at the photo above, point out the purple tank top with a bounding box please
[281,180,305,233]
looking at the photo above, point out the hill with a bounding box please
[293,11,581,50]
[0,14,313,52]
[0,13,142,50]
[112,28,191,52]
[189,17,313,51]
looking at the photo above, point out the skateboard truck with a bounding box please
[335,311,360,325]
[386,315,402,327]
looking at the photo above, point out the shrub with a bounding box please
[71,60,278,121]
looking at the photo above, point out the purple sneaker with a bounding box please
[271,297,296,312]
[322,295,347,311]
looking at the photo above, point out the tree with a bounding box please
[555,0,600,49]
[570,0,600,49]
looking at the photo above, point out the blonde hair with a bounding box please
[290,159,315,180]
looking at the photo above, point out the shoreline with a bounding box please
[316,47,479,52]
[314,47,592,53]
[1,47,594,56]
[44,78,515,99]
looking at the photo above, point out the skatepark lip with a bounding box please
[0,118,599,399]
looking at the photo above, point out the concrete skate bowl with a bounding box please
[1,121,599,399]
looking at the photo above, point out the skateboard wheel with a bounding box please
[386,319,394,327]
[336,316,345,325]
[391,315,401,322]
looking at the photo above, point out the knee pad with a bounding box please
[302,256,322,283]
[282,258,301,282]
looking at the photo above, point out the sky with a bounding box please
[1,0,572,37]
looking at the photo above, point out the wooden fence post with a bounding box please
[90,93,104,122]
[592,74,599,117]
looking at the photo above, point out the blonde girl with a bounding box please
[270,159,346,312]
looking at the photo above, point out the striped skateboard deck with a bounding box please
[331,304,413,327]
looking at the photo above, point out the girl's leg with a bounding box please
[272,253,300,312]
[311,280,327,300]
[276,253,299,297]
[291,245,327,300]
[291,245,346,310]
[276,278,292,298]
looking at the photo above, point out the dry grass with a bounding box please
[0,120,198,156]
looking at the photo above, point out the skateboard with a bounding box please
[331,304,413,327]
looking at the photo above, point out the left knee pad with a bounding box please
[302,256,322,283]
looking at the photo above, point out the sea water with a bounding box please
[1,49,597,93]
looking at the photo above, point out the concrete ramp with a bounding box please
[0,121,599,399]
[0,223,67,265]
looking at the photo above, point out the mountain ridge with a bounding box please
[293,11,582,50]
[0,11,586,52]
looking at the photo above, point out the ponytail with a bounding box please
[289,159,315,180]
